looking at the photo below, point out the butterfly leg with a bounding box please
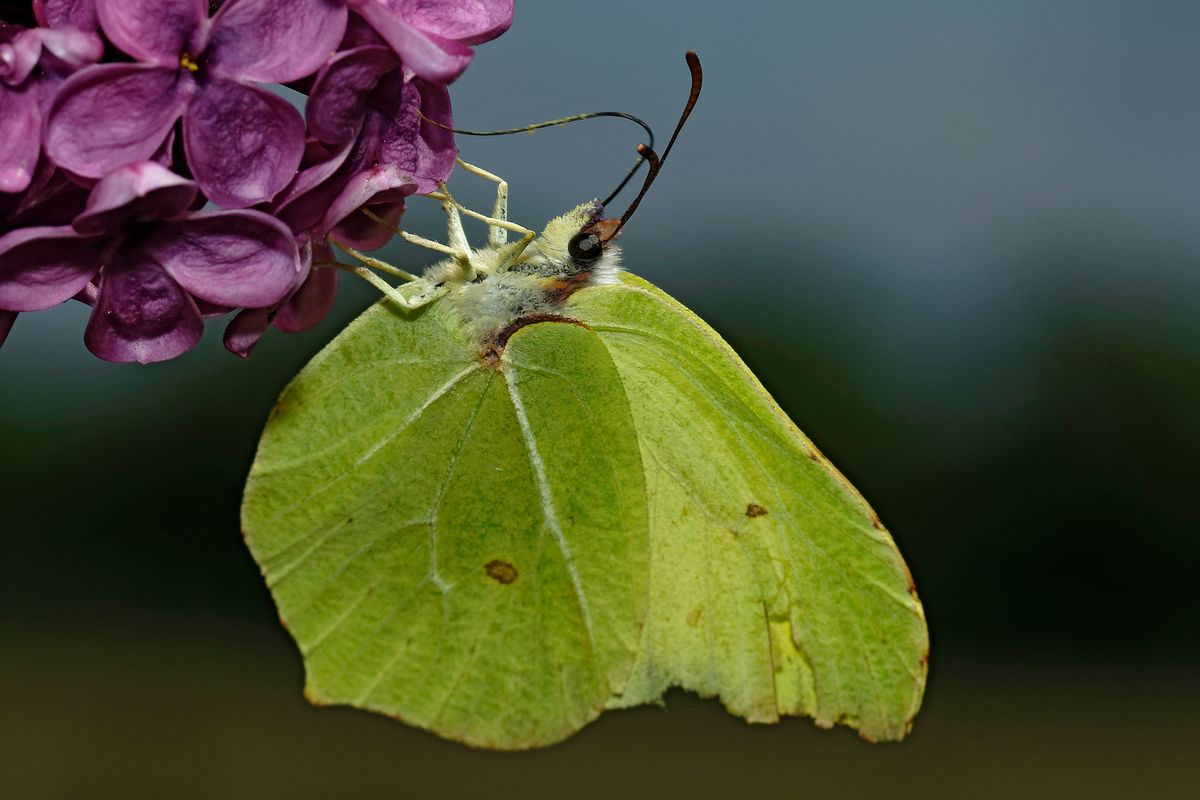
[438,188,475,280]
[455,157,510,246]
[356,204,475,283]
[431,180,536,268]
[326,240,445,311]
[329,261,425,309]
[330,240,420,282]
[430,180,535,242]
[357,208,459,260]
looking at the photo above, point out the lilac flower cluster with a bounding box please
[0,0,512,361]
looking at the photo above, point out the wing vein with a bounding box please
[505,368,598,652]
[354,376,495,706]
[259,363,480,562]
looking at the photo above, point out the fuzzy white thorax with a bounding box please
[411,202,623,345]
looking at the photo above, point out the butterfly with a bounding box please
[241,53,928,750]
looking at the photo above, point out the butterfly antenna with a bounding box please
[418,110,655,206]
[607,51,703,241]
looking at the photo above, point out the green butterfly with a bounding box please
[241,54,927,750]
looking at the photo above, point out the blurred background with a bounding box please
[3,1,1198,796]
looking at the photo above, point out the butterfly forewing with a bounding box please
[242,297,649,749]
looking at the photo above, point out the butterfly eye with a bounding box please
[567,232,603,263]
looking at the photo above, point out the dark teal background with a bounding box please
[3,2,1199,796]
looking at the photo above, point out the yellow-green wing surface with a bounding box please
[568,274,928,741]
[242,271,927,749]
[241,298,649,749]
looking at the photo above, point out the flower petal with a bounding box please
[183,78,304,208]
[223,234,314,356]
[269,136,356,234]
[389,0,513,45]
[95,0,205,67]
[73,161,198,236]
[329,198,403,250]
[223,306,272,358]
[307,45,397,145]
[0,162,89,228]
[1,29,43,85]
[351,0,473,83]
[318,162,415,243]
[0,225,101,311]
[275,258,337,332]
[44,63,192,179]
[34,27,105,71]
[84,243,202,363]
[0,84,41,193]
[207,0,347,83]
[0,310,16,348]
[34,0,99,30]
[341,11,388,49]
[194,297,233,318]
[375,70,455,193]
[141,210,300,307]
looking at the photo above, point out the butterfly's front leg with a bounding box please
[456,157,511,247]
[327,241,443,311]
[431,180,536,276]
[431,180,534,246]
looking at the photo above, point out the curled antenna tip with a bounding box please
[606,51,702,239]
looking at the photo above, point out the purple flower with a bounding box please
[220,27,456,357]
[306,40,456,196]
[273,240,337,332]
[4,0,515,361]
[232,50,451,348]
[348,0,513,83]
[223,135,422,357]
[0,161,300,362]
[44,0,347,208]
[33,0,99,30]
[0,23,102,193]
[0,158,90,233]
[272,134,418,250]
[223,236,338,357]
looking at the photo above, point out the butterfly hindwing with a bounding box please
[568,274,928,741]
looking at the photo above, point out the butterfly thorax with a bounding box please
[411,202,622,356]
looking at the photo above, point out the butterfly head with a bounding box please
[509,201,623,287]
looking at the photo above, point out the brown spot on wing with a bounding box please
[485,559,518,584]
[745,503,768,518]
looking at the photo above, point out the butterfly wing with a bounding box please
[241,298,649,749]
[243,270,927,748]
[567,273,928,741]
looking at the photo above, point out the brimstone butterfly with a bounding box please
[241,53,928,750]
